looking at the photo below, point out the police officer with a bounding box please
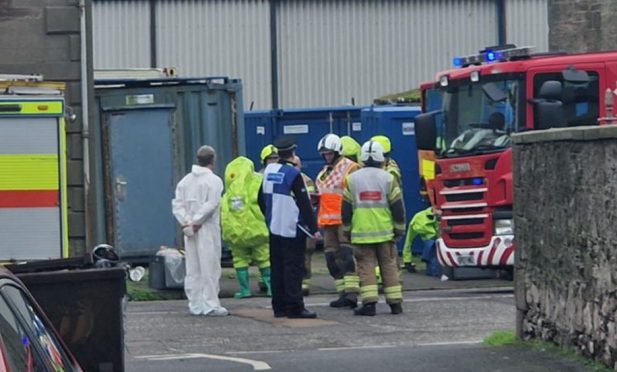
[342,140,406,316]
[316,133,361,308]
[258,136,320,319]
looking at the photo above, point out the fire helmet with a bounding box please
[370,135,392,154]
[340,136,361,159]
[317,133,343,154]
[360,140,386,166]
[260,144,279,163]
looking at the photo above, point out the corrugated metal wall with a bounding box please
[277,0,497,108]
[92,0,548,109]
[93,1,151,68]
[506,0,549,53]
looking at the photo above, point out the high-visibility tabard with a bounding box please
[0,96,68,260]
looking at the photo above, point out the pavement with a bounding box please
[216,250,513,299]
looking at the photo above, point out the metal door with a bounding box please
[104,107,177,259]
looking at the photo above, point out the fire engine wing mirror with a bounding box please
[562,67,590,84]
[414,111,438,151]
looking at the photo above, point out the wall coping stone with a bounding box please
[512,125,617,144]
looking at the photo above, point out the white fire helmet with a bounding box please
[360,140,385,165]
[317,133,343,154]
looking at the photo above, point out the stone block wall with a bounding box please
[549,0,617,52]
[513,126,617,370]
[0,0,93,255]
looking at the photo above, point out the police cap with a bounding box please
[273,135,297,152]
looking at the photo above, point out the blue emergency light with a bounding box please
[452,46,533,68]
[472,178,483,186]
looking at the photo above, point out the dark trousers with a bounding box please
[270,232,306,315]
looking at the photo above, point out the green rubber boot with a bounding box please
[234,268,252,299]
[259,267,272,297]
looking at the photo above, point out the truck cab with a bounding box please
[415,45,616,269]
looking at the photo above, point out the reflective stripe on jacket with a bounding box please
[316,157,356,227]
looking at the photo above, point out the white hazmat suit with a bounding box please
[172,165,228,316]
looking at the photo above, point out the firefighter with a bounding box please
[342,140,406,316]
[316,133,361,308]
[370,135,402,186]
[293,155,319,296]
[259,144,279,172]
[221,156,271,298]
[370,135,403,280]
[402,206,438,273]
[340,136,361,163]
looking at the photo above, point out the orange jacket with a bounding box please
[315,157,358,226]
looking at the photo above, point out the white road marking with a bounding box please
[135,353,271,370]
[416,340,483,346]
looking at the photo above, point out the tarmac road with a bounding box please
[124,288,595,371]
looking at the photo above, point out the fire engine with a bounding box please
[0,75,69,261]
[414,45,617,273]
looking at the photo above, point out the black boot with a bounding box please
[404,263,417,273]
[354,302,376,316]
[330,293,357,308]
[390,303,403,314]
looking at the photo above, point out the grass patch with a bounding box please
[125,272,185,302]
[483,330,517,346]
[374,88,421,105]
[524,339,613,372]
[483,331,613,371]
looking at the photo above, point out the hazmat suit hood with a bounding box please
[221,156,268,248]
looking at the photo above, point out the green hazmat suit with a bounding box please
[402,207,439,265]
[221,156,271,298]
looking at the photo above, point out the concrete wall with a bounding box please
[548,0,617,52]
[513,126,617,370]
[0,0,93,255]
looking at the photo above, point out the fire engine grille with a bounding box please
[449,232,484,240]
[444,178,486,187]
[446,218,484,226]
[444,192,484,202]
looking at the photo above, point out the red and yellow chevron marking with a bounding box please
[0,154,59,208]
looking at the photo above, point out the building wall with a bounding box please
[513,127,617,370]
[0,0,93,255]
[92,0,549,110]
[548,0,617,52]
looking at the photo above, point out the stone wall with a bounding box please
[549,0,617,52]
[0,0,93,255]
[513,126,617,370]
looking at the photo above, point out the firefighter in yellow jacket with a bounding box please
[316,133,361,308]
[342,140,406,316]
[402,206,438,273]
[221,156,271,298]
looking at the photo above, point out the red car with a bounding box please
[0,267,81,371]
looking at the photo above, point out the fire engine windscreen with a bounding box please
[439,79,521,156]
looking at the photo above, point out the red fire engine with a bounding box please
[415,45,617,273]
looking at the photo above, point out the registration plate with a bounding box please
[457,255,475,266]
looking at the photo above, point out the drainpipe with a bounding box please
[149,0,157,68]
[270,0,279,110]
[79,0,91,247]
[496,0,506,45]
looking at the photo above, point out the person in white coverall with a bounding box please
[172,145,229,316]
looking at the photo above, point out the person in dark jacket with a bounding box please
[258,136,321,319]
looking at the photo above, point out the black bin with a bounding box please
[14,266,126,372]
